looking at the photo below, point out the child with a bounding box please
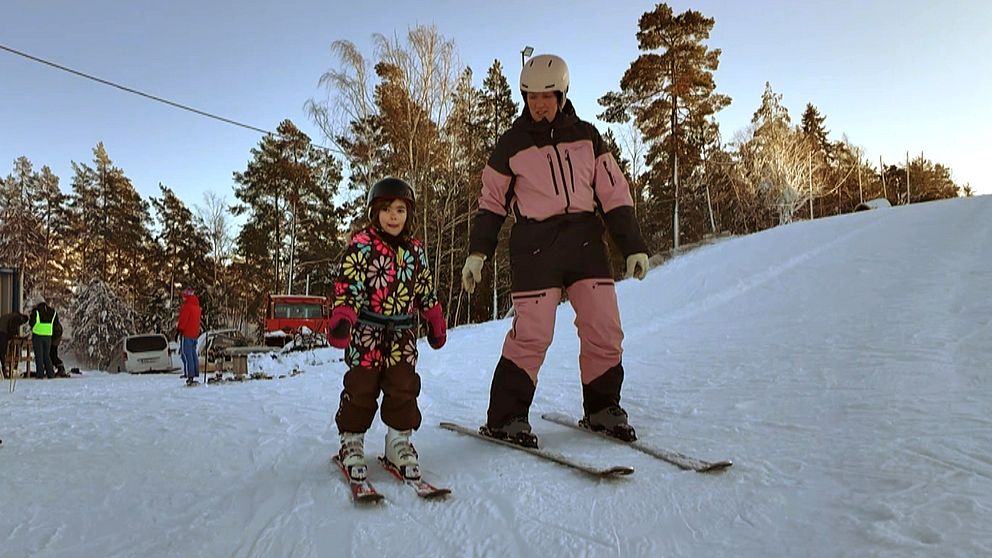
[327,177,447,481]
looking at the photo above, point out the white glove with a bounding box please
[624,253,649,280]
[461,254,486,294]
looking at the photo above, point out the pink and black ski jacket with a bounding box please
[469,101,647,261]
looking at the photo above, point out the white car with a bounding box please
[105,334,177,373]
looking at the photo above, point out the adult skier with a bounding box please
[462,53,650,447]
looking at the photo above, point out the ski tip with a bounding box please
[697,460,733,473]
[604,466,635,477]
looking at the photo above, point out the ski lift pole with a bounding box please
[8,346,16,393]
[202,331,208,385]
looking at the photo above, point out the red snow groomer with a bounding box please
[263,294,330,349]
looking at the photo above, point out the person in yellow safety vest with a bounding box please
[29,298,61,379]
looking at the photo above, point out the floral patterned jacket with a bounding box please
[333,225,439,368]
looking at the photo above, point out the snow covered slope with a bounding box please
[3,196,991,558]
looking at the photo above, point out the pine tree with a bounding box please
[478,60,518,156]
[232,119,346,327]
[439,67,484,325]
[470,60,519,322]
[66,157,103,282]
[751,82,791,140]
[0,157,46,296]
[66,278,137,368]
[195,192,239,327]
[598,3,731,249]
[800,103,831,161]
[736,84,821,225]
[149,184,212,332]
[33,165,72,305]
[67,143,154,292]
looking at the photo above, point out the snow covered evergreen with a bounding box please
[65,278,137,367]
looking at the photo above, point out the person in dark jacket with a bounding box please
[50,318,67,377]
[176,287,202,385]
[0,311,29,379]
[28,299,60,379]
[462,54,649,447]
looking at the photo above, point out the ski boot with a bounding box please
[339,432,368,481]
[580,406,637,442]
[479,416,539,448]
[384,427,420,480]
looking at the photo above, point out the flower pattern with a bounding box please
[384,339,403,367]
[359,347,382,368]
[367,254,393,290]
[402,336,418,365]
[341,250,367,283]
[333,225,440,369]
[382,282,410,315]
[370,287,389,314]
[394,247,415,282]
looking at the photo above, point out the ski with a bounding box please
[438,421,634,479]
[378,457,451,499]
[541,412,733,473]
[332,455,385,503]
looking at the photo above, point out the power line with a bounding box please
[0,43,275,135]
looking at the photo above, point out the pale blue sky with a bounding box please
[2,0,989,207]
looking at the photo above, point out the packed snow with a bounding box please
[3,196,991,558]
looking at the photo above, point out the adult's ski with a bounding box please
[439,421,634,479]
[378,457,451,499]
[541,412,733,473]
[332,456,385,504]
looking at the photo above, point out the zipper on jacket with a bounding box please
[565,151,576,193]
[546,154,560,196]
[552,145,572,210]
[602,160,616,186]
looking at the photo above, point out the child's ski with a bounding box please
[541,412,733,473]
[332,456,384,503]
[378,457,451,499]
[439,421,634,479]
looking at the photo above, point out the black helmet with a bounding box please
[367,177,416,209]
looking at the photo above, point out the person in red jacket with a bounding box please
[462,54,650,447]
[176,287,202,386]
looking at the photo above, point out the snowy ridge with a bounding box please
[2,196,992,557]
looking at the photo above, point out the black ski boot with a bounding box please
[580,406,637,442]
[480,416,539,448]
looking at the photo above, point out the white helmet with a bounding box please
[520,54,569,107]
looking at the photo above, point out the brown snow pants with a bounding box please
[335,362,422,433]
